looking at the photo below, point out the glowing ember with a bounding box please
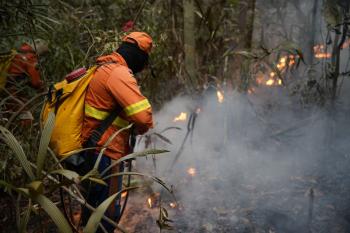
[270,72,276,78]
[266,79,274,86]
[315,53,331,59]
[314,44,331,59]
[121,192,127,198]
[173,112,187,122]
[187,167,196,176]
[147,197,152,208]
[217,90,224,103]
[169,202,176,208]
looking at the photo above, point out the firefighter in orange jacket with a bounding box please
[3,40,48,124]
[7,40,47,89]
[81,32,153,232]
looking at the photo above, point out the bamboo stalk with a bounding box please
[183,0,197,91]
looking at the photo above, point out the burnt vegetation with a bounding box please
[1,0,350,233]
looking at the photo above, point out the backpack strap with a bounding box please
[85,60,122,148]
[85,104,123,147]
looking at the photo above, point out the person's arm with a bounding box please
[25,54,43,89]
[107,67,153,134]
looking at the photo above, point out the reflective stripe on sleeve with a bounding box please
[123,99,151,117]
[85,104,129,128]
[85,104,109,120]
[112,117,129,128]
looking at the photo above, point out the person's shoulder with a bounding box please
[110,64,135,81]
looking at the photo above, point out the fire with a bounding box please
[313,44,331,59]
[121,192,127,198]
[315,53,331,59]
[173,112,187,122]
[266,79,274,86]
[278,79,282,85]
[169,202,176,208]
[217,90,224,103]
[147,197,152,208]
[187,167,196,176]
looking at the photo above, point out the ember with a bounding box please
[147,197,152,208]
[313,44,331,59]
[217,90,224,103]
[173,112,187,122]
[169,202,177,208]
[266,79,274,86]
[187,167,196,176]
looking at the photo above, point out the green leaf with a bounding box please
[37,111,55,178]
[84,186,138,233]
[0,126,35,180]
[88,177,108,186]
[50,169,79,181]
[103,171,173,195]
[32,194,73,233]
[101,149,169,176]
[27,181,44,194]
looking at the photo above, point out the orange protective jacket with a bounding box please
[82,52,153,159]
[7,43,42,89]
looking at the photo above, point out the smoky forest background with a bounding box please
[1,0,350,233]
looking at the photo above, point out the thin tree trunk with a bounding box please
[183,0,197,91]
[308,0,319,65]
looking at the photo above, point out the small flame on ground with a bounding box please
[187,167,196,176]
[217,90,224,103]
[169,202,176,208]
[147,197,152,208]
[173,112,187,122]
[313,44,331,59]
[266,79,275,86]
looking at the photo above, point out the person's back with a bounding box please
[80,31,154,232]
[7,40,48,89]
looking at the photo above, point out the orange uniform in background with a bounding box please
[7,43,43,89]
[82,52,153,159]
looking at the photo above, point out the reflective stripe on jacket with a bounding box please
[82,52,153,159]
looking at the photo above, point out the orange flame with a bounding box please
[121,192,127,198]
[147,197,152,208]
[314,44,331,59]
[169,202,177,208]
[266,79,275,86]
[217,90,224,103]
[173,112,187,122]
[187,167,196,176]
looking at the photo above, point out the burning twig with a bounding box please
[169,111,198,171]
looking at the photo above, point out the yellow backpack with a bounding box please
[41,66,97,158]
[0,50,17,90]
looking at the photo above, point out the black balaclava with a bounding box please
[117,42,149,74]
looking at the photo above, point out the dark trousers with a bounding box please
[79,152,124,233]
